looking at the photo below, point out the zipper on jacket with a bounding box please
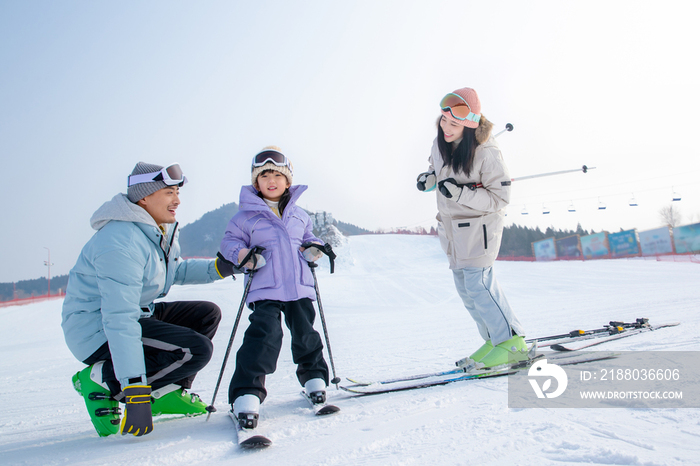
[159,222,178,296]
[483,224,488,249]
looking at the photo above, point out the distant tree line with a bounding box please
[0,275,69,301]
[498,223,593,257]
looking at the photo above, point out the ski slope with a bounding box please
[1,234,699,465]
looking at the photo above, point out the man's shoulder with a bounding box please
[89,220,154,253]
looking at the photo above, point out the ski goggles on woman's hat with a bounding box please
[127,163,188,187]
[440,93,481,123]
[251,150,293,175]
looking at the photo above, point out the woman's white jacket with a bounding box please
[428,135,511,269]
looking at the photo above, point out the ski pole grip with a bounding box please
[301,242,336,274]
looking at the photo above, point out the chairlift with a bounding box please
[672,187,681,202]
[521,206,529,215]
[629,193,638,207]
[542,203,550,215]
[568,201,576,213]
[598,198,607,210]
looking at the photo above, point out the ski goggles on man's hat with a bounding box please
[251,150,293,175]
[128,163,188,187]
[440,93,481,123]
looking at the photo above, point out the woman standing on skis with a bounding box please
[416,87,527,369]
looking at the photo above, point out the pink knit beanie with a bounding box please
[441,87,482,129]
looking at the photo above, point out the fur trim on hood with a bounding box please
[475,114,494,145]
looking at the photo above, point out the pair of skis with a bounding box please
[340,319,679,396]
[340,351,619,395]
[232,392,340,449]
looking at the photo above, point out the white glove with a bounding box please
[416,171,436,192]
[302,244,324,262]
[238,249,266,270]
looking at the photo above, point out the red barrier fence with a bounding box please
[0,292,65,308]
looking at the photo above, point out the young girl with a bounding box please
[220,146,329,429]
[416,87,527,369]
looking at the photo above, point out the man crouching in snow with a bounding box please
[61,162,241,437]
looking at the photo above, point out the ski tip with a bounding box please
[316,404,340,416]
[239,435,272,449]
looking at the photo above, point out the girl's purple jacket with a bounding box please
[220,185,322,305]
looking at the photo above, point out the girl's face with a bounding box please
[440,116,465,144]
[256,170,290,202]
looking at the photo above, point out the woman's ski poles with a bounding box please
[206,246,265,420]
[303,242,341,387]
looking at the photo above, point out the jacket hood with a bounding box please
[239,184,308,212]
[475,114,494,145]
[90,194,159,231]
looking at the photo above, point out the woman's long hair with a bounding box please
[436,117,479,177]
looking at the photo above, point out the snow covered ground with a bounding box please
[2,234,699,466]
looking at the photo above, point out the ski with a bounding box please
[527,318,671,347]
[346,341,538,387]
[340,352,618,396]
[346,368,465,387]
[550,321,679,351]
[228,409,271,449]
[300,391,341,416]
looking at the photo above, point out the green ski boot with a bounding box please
[151,384,208,416]
[72,362,121,437]
[478,335,529,369]
[455,340,493,368]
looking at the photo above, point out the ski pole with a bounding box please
[492,123,596,182]
[511,165,595,182]
[206,246,265,420]
[302,242,341,388]
[494,122,514,138]
[308,262,341,388]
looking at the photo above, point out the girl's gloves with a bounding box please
[238,248,266,270]
[120,385,153,436]
[301,243,324,262]
[416,171,436,192]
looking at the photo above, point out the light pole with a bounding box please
[44,247,53,296]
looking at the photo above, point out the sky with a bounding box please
[2,0,700,282]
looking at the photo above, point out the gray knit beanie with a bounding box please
[127,162,168,203]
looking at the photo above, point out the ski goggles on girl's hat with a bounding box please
[251,150,293,176]
[128,163,188,187]
[440,93,481,123]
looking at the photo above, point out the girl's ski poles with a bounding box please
[206,246,265,420]
[303,242,341,387]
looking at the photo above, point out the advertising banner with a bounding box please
[608,229,640,257]
[556,235,582,258]
[673,223,700,254]
[533,237,556,261]
[639,227,674,256]
[580,232,609,259]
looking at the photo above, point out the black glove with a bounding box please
[215,252,241,278]
[438,178,480,199]
[438,178,463,199]
[120,385,153,436]
[416,171,436,192]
